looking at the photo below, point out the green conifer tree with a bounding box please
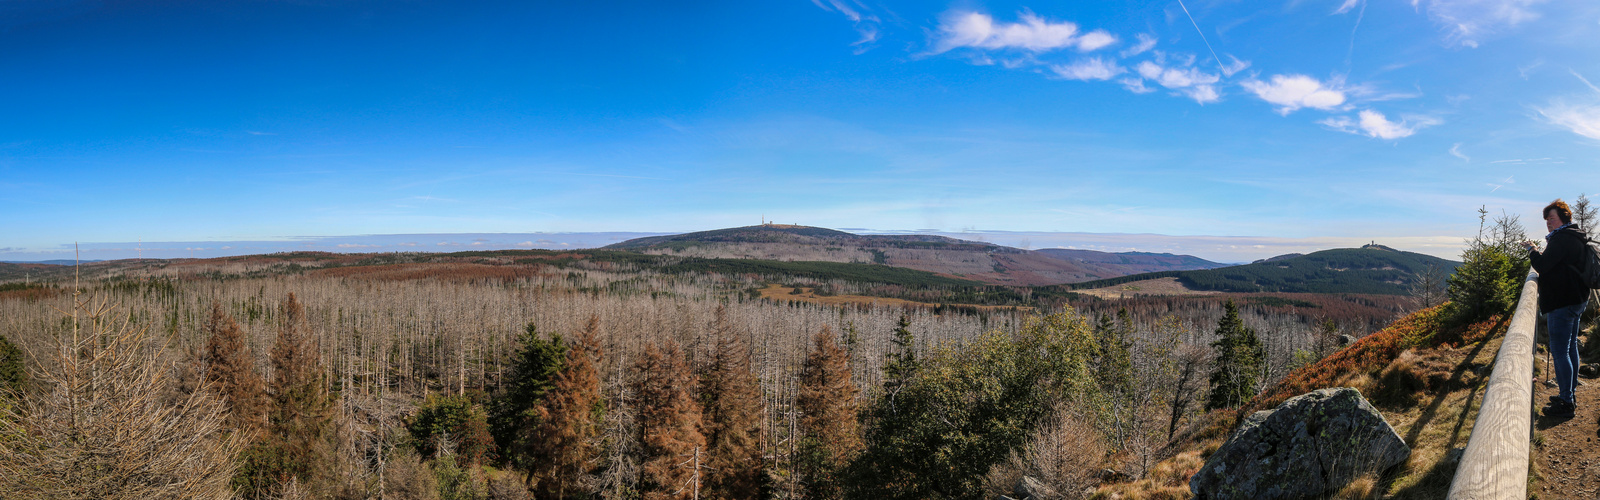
[491,323,567,475]
[0,333,25,395]
[1206,300,1265,410]
[882,314,917,401]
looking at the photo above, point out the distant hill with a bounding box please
[1061,246,1460,295]
[606,225,1224,286]
[1035,249,1226,275]
[1,260,102,265]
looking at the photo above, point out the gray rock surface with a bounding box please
[1011,475,1054,500]
[1189,388,1410,500]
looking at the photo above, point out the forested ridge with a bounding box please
[1065,247,1460,295]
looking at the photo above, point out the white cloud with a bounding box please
[1119,78,1155,94]
[1415,0,1545,47]
[930,11,1115,54]
[1134,60,1221,103]
[1120,33,1157,57]
[1320,109,1441,139]
[1334,0,1362,15]
[1051,58,1124,81]
[1449,143,1470,161]
[1241,74,1348,115]
[1536,101,1600,140]
[1075,30,1117,51]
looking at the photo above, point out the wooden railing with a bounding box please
[1447,271,1540,499]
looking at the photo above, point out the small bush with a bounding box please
[383,448,440,500]
[983,403,1107,500]
[1445,208,1529,326]
[0,334,24,394]
[408,394,496,465]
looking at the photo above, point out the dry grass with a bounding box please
[1091,446,1211,499]
[756,284,1034,312]
[1075,277,1222,298]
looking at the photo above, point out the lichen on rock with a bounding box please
[1189,388,1410,500]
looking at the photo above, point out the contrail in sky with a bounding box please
[1174,0,1223,73]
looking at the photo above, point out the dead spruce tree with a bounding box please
[0,294,243,499]
[698,304,767,499]
[633,340,706,500]
[796,324,861,499]
[241,293,338,497]
[528,314,607,499]
[202,301,268,435]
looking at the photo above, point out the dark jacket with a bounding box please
[1530,225,1591,313]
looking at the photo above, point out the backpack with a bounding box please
[1574,234,1600,289]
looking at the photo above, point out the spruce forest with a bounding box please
[0,245,1422,499]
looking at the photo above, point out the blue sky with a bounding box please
[2,0,1598,262]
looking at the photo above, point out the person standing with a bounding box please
[1526,199,1590,418]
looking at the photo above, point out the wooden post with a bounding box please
[1448,271,1539,499]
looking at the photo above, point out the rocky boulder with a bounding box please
[1189,388,1410,500]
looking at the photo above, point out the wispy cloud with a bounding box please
[1531,70,1600,140]
[1535,101,1600,140]
[1334,0,1362,15]
[1119,33,1157,57]
[1050,57,1124,81]
[811,0,882,53]
[1241,74,1348,114]
[1320,109,1441,139]
[1449,143,1470,161]
[1135,60,1221,103]
[1414,0,1545,48]
[928,11,1114,54]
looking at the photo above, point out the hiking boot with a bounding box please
[1544,399,1576,418]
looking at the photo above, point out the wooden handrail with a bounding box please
[1447,270,1540,499]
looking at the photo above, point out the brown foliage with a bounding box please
[257,292,338,492]
[203,301,268,434]
[0,296,244,499]
[633,340,706,500]
[698,305,767,500]
[797,324,861,499]
[798,324,860,458]
[528,314,606,499]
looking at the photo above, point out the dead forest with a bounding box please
[0,256,1416,499]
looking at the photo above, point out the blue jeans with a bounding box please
[1549,302,1588,405]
